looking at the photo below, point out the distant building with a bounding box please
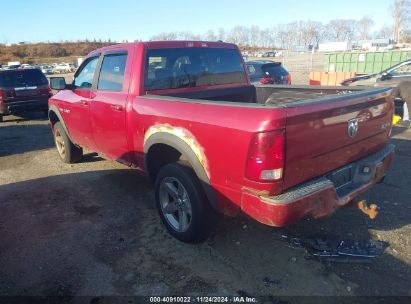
[76,57,84,67]
[352,39,394,51]
[318,41,352,52]
[319,39,395,53]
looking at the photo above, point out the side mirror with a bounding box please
[50,77,67,90]
[380,72,392,81]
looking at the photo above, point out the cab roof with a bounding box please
[88,41,239,56]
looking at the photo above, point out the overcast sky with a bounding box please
[1,0,393,43]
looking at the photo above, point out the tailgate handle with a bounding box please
[110,104,123,111]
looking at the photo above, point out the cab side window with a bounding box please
[74,57,99,89]
[97,54,127,91]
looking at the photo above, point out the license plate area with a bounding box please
[327,166,353,189]
[14,87,37,97]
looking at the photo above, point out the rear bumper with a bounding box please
[241,144,395,227]
[0,98,49,115]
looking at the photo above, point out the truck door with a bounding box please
[89,50,131,164]
[61,55,100,150]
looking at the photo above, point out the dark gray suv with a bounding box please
[0,68,51,122]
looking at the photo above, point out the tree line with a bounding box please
[151,18,408,50]
[0,41,113,63]
[151,0,410,48]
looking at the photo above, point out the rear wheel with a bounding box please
[53,121,83,163]
[155,162,216,243]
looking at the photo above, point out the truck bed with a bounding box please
[148,85,393,190]
[152,84,383,107]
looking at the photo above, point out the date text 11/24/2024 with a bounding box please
[149,296,258,303]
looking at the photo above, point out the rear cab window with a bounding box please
[144,47,246,91]
[0,69,48,88]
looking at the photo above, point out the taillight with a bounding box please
[246,130,285,181]
[260,77,272,84]
[0,89,4,100]
[287,75,292,85]
[37,86,51,96]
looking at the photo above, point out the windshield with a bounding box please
[388,61,411,76]
[0,69,48,87]
[144,47,246,91]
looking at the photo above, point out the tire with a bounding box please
[0,115,3,122]
[155,162,217,243]
[53,121,83,163]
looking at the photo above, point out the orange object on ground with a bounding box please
[309,72,357,86]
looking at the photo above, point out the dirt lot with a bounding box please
[0,112,410,299]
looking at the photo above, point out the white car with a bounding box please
[54,63,75,73]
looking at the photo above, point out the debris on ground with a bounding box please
[278,234,388,263]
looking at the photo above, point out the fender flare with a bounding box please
[144,132,220,213]
[48,105,72,141]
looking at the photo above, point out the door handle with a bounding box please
[110,104,123,111]
[80,100,89,106]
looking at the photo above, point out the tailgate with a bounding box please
[283,88,393,189]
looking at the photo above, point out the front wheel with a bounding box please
[53,121,83,163]
[155,162,217,243]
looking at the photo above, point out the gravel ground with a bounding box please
[0,112,410,299]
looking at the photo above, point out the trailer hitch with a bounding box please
[356,200,378,219]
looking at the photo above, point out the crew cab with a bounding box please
[48,41,395,242]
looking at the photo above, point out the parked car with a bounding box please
[7,64,21,70]
[341,59,411,120]
[54,63,75,73]
[246,61,291,85]
[48,41,394,243]
[0,68,51,121]
[41,65,55,75]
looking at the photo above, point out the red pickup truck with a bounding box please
[48,41,395,243]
